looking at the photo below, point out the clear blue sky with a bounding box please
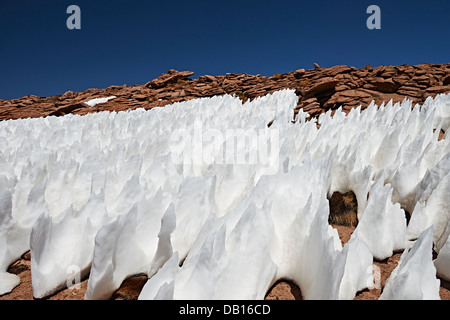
[0,0,449,100]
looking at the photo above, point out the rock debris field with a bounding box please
[0,64,450,300]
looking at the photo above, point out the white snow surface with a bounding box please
[0,90,449,299]
[379,227,441,300]
[85,96,117,107]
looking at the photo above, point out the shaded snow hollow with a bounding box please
[0,90,449,299]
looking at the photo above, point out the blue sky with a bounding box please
[0,0,449,100]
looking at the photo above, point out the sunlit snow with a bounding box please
[0,90,449,299]
[85,96,117,107]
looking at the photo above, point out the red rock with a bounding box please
[197,75,216,83]
[303,77,338,97]
[367,77,400,93]
[411,75,431,85]
[392,74,411,85]
[133,94,147,101]
[352,70,369,78]
[61,90,75,99]
[48,102,90,117]
[380,71,397,78]
[372,65,387,76]
[339,90,372,99]
[443,75,450,86]
[362,83,378,91]
[293,69,305,79]
[335,84,351,91]
[301,97,318,105]
[360,89,407,106]
[425,85,450,94]
[323,90,370,109]
[397,86,425,98]
[1,63,449,122]
[414,69,427,76]
[146,69,194,88]
[302,103,321,116]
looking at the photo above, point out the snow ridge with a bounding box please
[0,90,449,299]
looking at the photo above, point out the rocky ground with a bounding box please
[1,63,449,122]
[0,63,449,300]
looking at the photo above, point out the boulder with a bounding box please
[47,102,90,117]
[366,77,400,93]
[443,75,450,86]
[425,85,450,94]
[323,89,371,109]
[303,77,338,98]
[146,69,194,88]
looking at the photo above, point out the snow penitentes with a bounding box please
[0,90,449,300]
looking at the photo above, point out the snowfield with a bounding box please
[0,90,449,299]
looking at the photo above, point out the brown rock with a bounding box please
[352,70,369,78]
[411,75,431,86]
[335,84,351,92]
[443,75,450,86]
[425,85,450,94]
[367,77,400,93]
[300,97,321,114]
[198,75,216,83]
[301,97,318,105]
[302,102,322,116]
[17,100,33,107]
[323,65,353,77]
[132,94,147,101]
[323,89,373,110]
[303,77,338,97]
[1,63,449,122]
[380,71,397,78]
[61,90,75,99]
[397,86,425,98]
[146,69,194,88]
[328,191,358,227]
[48,102,90,117]
[362,83,378,91]
[392,74,411,85]
[334,73,353,81]
[372,65,387,76]
[337,89,372,99]
[359,89,408,106]
[414,68,427,76]
[293,68,305,78]
[324,96,353,110]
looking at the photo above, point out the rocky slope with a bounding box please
[1,63,449,121]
